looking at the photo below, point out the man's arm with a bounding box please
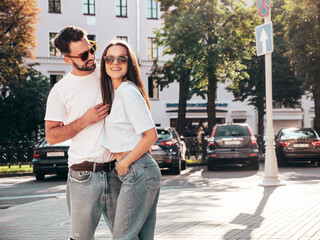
[45,103,109,145]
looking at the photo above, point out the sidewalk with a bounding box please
[1,166,320,240]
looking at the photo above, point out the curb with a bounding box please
[0,172,33,178]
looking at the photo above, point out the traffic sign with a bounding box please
[257,0,271,18]
[255,22,273,56]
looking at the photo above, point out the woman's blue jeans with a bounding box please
[66,168,121,240]
[112,153,162,240]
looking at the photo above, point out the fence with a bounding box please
[0,142,35,166]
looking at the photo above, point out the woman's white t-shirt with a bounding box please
[101,80,155,153]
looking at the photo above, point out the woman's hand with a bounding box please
[116,160,129,175]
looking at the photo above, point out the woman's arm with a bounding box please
[116,127,158,175]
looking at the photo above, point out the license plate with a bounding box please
[47,152,64,157]
[293,144,309,148]
[224,140,241,145]
[151,145,160,150]
[151,150,166,156]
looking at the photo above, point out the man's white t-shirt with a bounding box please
[101,80,155,153]
[45,68,114,166]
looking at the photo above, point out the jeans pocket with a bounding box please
[69,170,92,183]
[116,167,135,183]
[144,163,161,191]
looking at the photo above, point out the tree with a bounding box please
[156,0,260,132]
[283,0,320,133]
[0,66,51,143]
[0,0,39,98]
[227,0,304,136]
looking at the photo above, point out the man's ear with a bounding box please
[63,56,72,65]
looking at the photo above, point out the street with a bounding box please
[1,164,320,239]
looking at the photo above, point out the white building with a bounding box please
[32,0,314,136]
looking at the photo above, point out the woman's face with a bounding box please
[104,45,128,82]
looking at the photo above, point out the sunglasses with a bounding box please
[65,40,97,61]
[103,55,128,65]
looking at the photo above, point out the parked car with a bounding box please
[207,123,259,171]
[151,127,187,174]
[275,127,320,167]
[32,140,70,180]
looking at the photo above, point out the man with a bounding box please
[45,26,120,240]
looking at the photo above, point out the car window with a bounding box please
[281,129,317,139]
[157,129,173,140]
[215,125,250,137]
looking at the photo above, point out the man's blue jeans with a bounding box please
[112,153,162,240]
[66,168,121,240]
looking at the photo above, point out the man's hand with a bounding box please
[82,103,110,125]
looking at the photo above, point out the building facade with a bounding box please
[31,0,314,136]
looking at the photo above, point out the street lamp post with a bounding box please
[259,10,285,187]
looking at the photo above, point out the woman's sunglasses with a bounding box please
[103,55,128,65]
[65,40,97,61]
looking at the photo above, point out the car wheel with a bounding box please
[207,160,216,171]
[172,160,181,175]
[277,157,285,167]
[252,160,259,170]
[35,173,45,181]
[181,160,187,170]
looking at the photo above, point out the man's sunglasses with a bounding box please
[103,55,128,65]
[65,40,97,61]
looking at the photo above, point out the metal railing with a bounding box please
[0,142,35,166]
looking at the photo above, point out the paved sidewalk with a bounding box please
[1,166,320,240]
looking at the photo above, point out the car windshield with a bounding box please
[281,129,317,139]
[157,129,173,140]
[215,125,250,137]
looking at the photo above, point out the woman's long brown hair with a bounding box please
[100,40,151,110]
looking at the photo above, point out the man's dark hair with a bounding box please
[53,26,87,54]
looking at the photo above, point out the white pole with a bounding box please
[259,9,285,187]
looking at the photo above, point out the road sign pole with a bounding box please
[259,10,285,187]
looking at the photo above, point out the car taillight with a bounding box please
[161,139,177,146]
[247,126,257,145]
[33,149,40,159]
[279,141,290,147]
[311,140,320,146]
[209,127,218,146]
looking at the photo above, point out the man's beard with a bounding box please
[72,59,96,72]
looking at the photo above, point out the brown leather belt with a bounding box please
[70,160,115,172]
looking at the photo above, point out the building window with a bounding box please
[233,119,246,123]
[50,74,63,86]
[117,36,128,42]
[49,0,61,13]
[147,0,158,19]
[116,0,127,17]
[87,34,96,41]
[49,33,61,57]
[83,0,95,15]
[148,77,159,99]
[147,37,158,59]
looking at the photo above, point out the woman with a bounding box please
[100,40,161,240]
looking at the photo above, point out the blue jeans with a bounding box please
[113,153,161,240]
[66,168,121,240]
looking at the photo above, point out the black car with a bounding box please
[151,127,187,174]
[32,140,70,180]
[275,127,320,166]
[207,123,259,171]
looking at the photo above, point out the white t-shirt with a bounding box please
[45,68,114,166]
[101,80,155,153]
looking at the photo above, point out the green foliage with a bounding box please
[155,0,260,132]
[0,0,40,97]
[0,67,51,143]
[283,0,320,132]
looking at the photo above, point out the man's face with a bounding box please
[66,38,96,75]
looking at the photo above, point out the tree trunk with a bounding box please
[258,107,265,137]
[177,77,188,136]
[207,74,217,133]
[314,80,320,134]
